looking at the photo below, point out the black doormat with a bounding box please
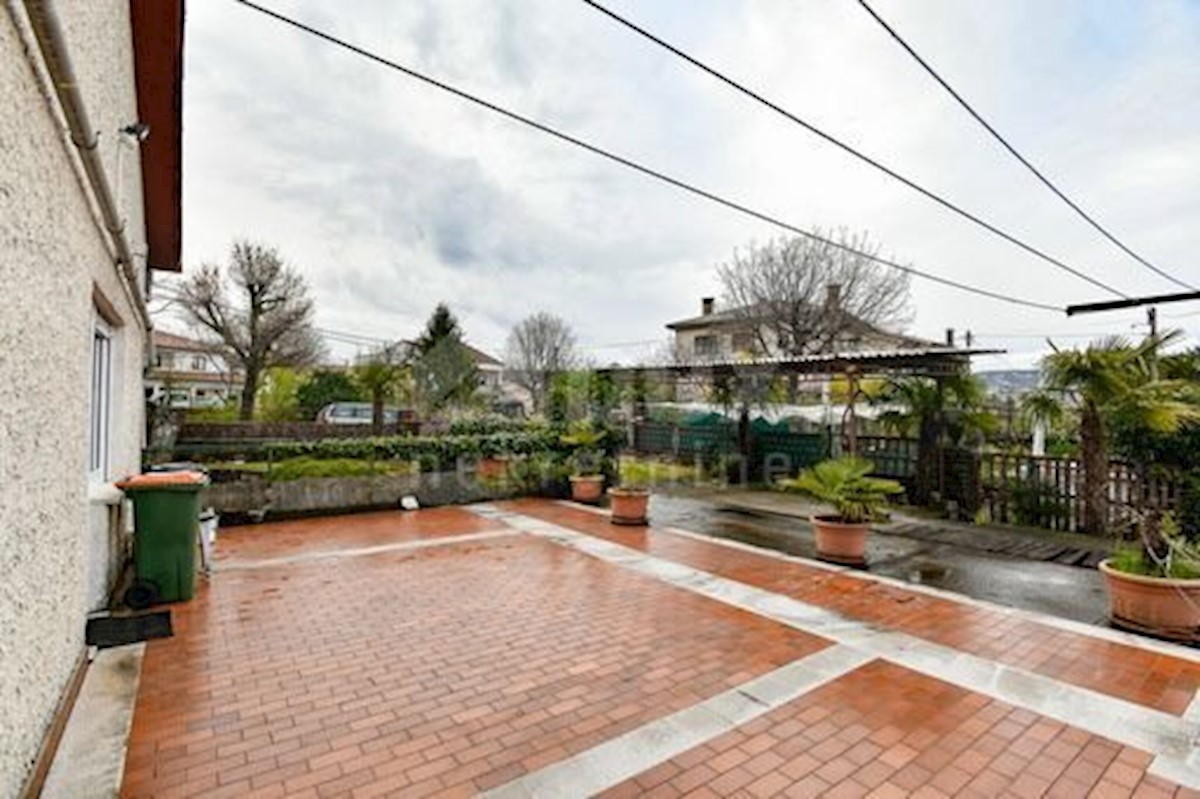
[86,611,173,649]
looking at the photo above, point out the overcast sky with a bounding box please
[174,0,1200,370]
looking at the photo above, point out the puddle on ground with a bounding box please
[647,494,1109,626]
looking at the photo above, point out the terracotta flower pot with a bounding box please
[810,515,869,566]
[608,487,649,526]
[477,457,509,480]
[569,475,604,504]
[1099,560,1200,642]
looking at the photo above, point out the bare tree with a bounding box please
[717,230,913,358]
[178,241,323,420]
[505,312,578,414]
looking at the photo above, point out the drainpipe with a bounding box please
[21,0,153,343]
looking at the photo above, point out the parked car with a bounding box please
[317,402,410,426]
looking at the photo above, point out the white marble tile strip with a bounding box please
[1151,691,1200,788]
[42,644,146,799]
[216,529,518,571]
[553,497,1200,665]
[477,506,1200,789]
[483,645,874,799]
[664,521,1200,666]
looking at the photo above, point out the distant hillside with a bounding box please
[976,369,1040,397]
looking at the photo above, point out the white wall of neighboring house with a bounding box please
[146,339,243,408]
[0,2,155,794]
[673,325,780,362]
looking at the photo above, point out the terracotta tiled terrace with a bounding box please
[119,500,1200,798]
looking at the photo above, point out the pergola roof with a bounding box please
[597,346,1003,380]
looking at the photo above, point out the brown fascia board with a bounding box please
[130,0,185,271]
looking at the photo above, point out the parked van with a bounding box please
[317,402,415,426]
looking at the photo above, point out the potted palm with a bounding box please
[1042,333,1200,640]
[1101,512,1200,641]
[609,458,651,526]
[561,421,606,504]
[777,456,902,565]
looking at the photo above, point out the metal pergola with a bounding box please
[597,346,1003,463]
[595,346,1002,383]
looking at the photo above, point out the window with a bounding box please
[731,332,757,354]
[694,335,718,357]
[191,355,207,371]
[89,324,113,479]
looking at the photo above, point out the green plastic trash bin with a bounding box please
[116,471,209,606]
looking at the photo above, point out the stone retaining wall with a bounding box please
[206,471,521,522]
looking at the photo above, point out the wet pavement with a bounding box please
[113,500,1200,798]
[645,493,1110,627]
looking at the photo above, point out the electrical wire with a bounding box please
[854,0,1195,292]
[579,0,1128,299]
[228,0,1065,314]
[152,286,400,348]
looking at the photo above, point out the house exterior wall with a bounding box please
[0,2,148,794]
[672,321,909,362]
[146,344,244,408]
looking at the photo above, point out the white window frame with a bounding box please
[89,320,113,481]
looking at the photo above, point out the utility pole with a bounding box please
[1148,306,1158,380]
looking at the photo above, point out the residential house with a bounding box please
[146,330,243,408]
[667,289,935,362]
[465,343,529,415]
[0,1,184,794]
[466,343,504,395]
[664,290,940,402]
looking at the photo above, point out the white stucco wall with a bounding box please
[0,2,149,795]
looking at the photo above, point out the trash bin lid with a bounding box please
[116,471,210,490]
[147,461,210,474]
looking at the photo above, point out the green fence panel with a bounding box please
[751,432,829,476]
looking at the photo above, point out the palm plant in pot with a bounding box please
[609,457,651,526]
[1041,333,1200,640]
[561,420,606,504]
[777,456,902,565]
[1102,511,1200,642]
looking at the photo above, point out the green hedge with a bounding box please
[263,430,562,468]
[171,427,624,474]
[448,417,545,436]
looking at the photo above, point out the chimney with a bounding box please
[701,297,714,316]
[824,283,842,311]
[945,328,956,347]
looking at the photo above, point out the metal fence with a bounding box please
[629,423,1185,535]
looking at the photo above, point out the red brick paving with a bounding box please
[217,507,502,565]
[506,499,1200,716]
[121,508,826,799]
[597,661,1200,799]
[119,501,1200,798]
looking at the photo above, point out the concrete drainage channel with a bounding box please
[40,645,145,799]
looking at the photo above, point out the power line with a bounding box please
[579,0,1128,299]
[228,0,1064,314]
[854,0,1196,292]
[579,338,663,350]
[152,286,399,347]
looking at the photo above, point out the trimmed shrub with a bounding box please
[448,416,543,436]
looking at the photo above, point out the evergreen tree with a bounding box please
[415,303,464,354]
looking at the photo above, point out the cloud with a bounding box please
[181,0,1200,365]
